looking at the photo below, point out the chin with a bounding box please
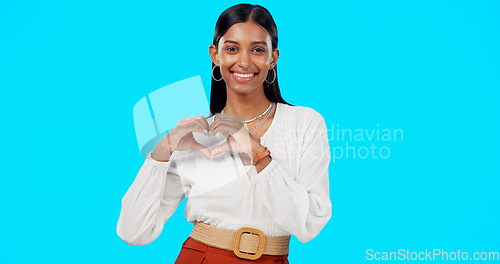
[227,83,260,95]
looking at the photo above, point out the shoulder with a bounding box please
[279,103,326,126]
[278,103,328,148]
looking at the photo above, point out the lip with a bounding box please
[231,71,258,82]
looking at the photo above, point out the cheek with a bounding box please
[257,69,270,81]
[256,59,272,75]
[219,55,236,69]
[254,56,271,67]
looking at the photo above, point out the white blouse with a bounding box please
[117,102,332,246]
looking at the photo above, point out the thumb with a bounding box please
[210,141,232,159]
[192,142,212,159]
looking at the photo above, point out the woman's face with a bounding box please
[209,21,279,96]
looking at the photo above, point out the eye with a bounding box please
[225,47,237,52]
[253,47,265,53]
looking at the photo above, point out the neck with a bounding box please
[224,85,273,121]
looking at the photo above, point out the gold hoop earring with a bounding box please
[265,67,276,84]
[212,65,223,82]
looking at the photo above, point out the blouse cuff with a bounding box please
[145,151,171,168]
[250,158,279,185]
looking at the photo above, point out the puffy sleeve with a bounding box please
[250,112,332,242]
[116,151,185,245]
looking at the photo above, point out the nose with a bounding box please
[237,50,251,69]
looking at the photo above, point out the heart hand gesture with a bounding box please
[208,113,258,160]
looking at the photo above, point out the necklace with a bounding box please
[222,102,273,123]
[247,103,275,137]
[246,103,275,131]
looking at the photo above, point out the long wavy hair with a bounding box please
[210,4,293,116]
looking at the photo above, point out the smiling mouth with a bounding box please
[232,71,257,78]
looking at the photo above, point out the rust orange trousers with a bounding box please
[174,237,290,264]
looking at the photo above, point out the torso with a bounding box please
[170,102,324,238]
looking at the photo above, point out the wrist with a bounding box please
[257,155,272,165]
[252,146,271,165]
[152,147,171,162]
[251,141,266,157]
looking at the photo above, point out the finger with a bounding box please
[198,115,210,129]
[216,114,243,123]
[219,119,244,131]
[191,117,209,131]
[209,120,239,136]
[213,123,241,138]
[179,115,199,124]
[210,123,227,137]
[219,112,245,122]
[210,114,243,136]
[181,115,206,123]
[183,126,208,135]
[213,115,242,127]
[210,141,231,159]
[215,118,242,127]
[191,142,212,158]
[187,115,204,119]
[208,113,226,135]
[193,115,209,126]
[208,118,219,136]
[179,120,208,135]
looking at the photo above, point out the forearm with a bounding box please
[117,157,169,245]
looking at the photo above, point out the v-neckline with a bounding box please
[258,102,280,144]
[238,102,280,168]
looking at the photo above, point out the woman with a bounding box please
[117,4,332,263]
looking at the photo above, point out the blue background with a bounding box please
[1,0,499,263]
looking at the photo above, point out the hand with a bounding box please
[152,115,211,161]
[208,113,259,160]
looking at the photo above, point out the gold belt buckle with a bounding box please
[232,227,266,260]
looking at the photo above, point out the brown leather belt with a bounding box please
[190,221,290,260]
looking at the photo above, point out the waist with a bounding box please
[190,221,291,260]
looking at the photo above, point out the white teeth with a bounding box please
[233,72,255,78]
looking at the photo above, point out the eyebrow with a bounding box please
[224,40,268,45]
